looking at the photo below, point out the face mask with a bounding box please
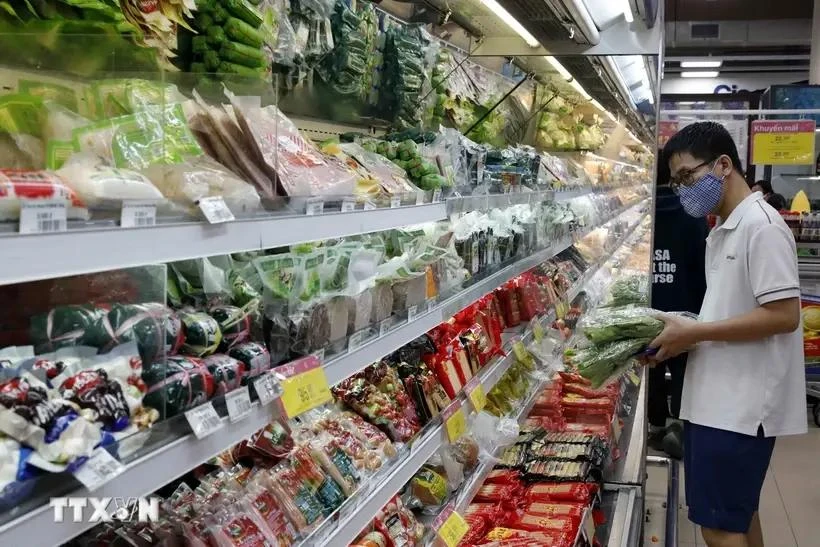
[678,168,724,218]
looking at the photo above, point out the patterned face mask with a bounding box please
[679,167,724,218]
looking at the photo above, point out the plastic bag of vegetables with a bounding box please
[601,275,649,307]
[569,338,650,387]
[579,306,664,346]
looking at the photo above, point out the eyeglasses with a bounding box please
[668,159,717,192]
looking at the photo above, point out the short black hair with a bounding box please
[656,148,670,186]
[767,193,787,210]
[663,121,744,173]
[752,179,773,194]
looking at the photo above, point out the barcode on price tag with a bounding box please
[73,449,125,492]
[348,331,364,352]
[390,196,401,208]
[185,402,224,439]
[253,373,281,406]
[305,200,324,215]
[120,201,157,228]
[379,318,391,337]
[198,196,235,224]
[341,198,356,212]
[19,201,67,234]
[407,305,419,321]
[225,386,252,422]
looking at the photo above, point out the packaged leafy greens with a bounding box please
[602,275,649,307]
[570,338,650,388]
[579,306,664,346]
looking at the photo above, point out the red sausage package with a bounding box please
[478,526,574,547]
[526,482,598,504]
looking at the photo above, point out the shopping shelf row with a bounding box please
[0,184,645,286]
[0,200,648,547]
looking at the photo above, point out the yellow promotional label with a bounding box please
[627,370,641,386]
[444,406,467,442]
[279,366,332,419]
[533,321,545,343]
[751,120,816,165]
[438,511,469,547]
[467,382,487,412]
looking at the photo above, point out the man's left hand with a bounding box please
[648,313,701,362]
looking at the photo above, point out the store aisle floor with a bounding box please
[644,419,820,547]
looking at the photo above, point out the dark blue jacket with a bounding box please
[651,186,708,314]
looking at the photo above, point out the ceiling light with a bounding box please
[479,0,540,47]
[680,60,722,68]
[544,56,572,80]
[619,0,633,22]
[680,71,719,78]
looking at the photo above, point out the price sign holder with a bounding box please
[73,449,126,492]
[442,401,467,442]
[185,402,224,439]
[341,198,356,212]
[19,199,67,234]
[407,305,419,321]
[363,200,377,211]
[198,196,235,224]
[225,386,252,422]
[348,331,364,353]
[274,355,333,419]
[379,318,391,336]
[415,191,424,205]
[305,199,324,216]
[432,189,442,202]
[390,196,401,208]
[253,372,281,406]
[120,200,157,228]
[464,377,487,412]
[434,502,469,547]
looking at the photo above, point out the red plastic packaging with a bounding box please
[526,482,598,504]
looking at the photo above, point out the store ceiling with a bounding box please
[664,0,812,77]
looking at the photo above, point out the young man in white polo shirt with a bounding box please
[650,122,806,547]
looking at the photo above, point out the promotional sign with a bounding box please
[751,120,816,165]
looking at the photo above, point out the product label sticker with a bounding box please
[348,331,364,353]
[437,505,469,547]
[533,320,545,343]
[185,402,224,439]
[198,196,235,224]
[253,373,281,406]
[432,189,442,203]
[390,196,401,208]
[19,200,67,234]
[379,318,391,337]
[73,448,126,492]
[225,386,252,422]
[627,370,641,386]
[512,338,529,361]
[416,191,424,205]
[274,355,332,419]
[341,198,356,213]
[442,401,467,442]
[120,200,157,228]
[407,305,419,321]
[611,414,623,443]
[305,200,324,216]
[583,509,596,542]
[465,377,487,412]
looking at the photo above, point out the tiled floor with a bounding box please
[643,418,820,547]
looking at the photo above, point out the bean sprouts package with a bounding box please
[578,306,664,346]
[227,91,361,197]
[56,154,164,209]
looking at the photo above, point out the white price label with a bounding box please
[390,196,401,208]
[432,189,442,202]
[120,201,157,228]
[185,402,224,439]
[312,348,325,362]
[19,200,67,234]
[416,191,424,205]
[341,198,356,212]
[427,298,436,313]
[73,449,125,492]
[407,305,419,321]
[379,318,391,337]
[363,200,377,211]
[225,386,252,422]
[306,200,324,216]
[253,373,281,406]
[198,196,235,224]
[348,331,364,352]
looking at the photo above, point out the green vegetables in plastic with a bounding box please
[581,307,664,345]
[572,338,650,388]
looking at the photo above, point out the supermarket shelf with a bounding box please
[445,190,554,215]
[0,402,276,547]
[0,204,447,286]
[600,485,645,547]
[606,366,648,486]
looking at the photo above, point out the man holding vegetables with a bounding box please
[651,121,806,547]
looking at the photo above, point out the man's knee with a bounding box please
[701,527,748,547]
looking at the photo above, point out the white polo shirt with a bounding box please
[680,192,807,437]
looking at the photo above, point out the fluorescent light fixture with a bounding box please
[619,0,633,22]
[570,78,591,100]
[544,56,572,80]
[479,0,540,47]
[680,60,722,68]
[681,71,719,78]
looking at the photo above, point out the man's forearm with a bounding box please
[690,298,800,343]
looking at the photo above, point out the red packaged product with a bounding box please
[563,382,617,399]
[561,394,614,412]
[479,527,573,547]
[504,513,576,535]
[483,469,522,485]
[526,482,597,503]
[464,503,499,520]
[523,502,584,525]
[0,169,88,221]
[562,406,613,427]
[495,284,521,327]
[474,483,520,503]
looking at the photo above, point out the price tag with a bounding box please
[583,510,596,542]
[415,191,424,205]
[305,200,324,216]
[426,298,436,313]
[533,321,545,343]
[379,318,391,337]
[312,348,325,362]
[225,386,252,422]
[348,331,364,352]
[19,200,67,234]
[198,196,235,224]
[465,377,487,412]
[627,370,641,386]
[437,509,469,547]
[512,338,529,361]
[390,196,401,208]
[363,200,377,211]
[442,401,467,442]
[611,414,623,443]
[120,201,156,228]
[73,449,125,492]
[185,402,224,439]
[341,198,356,212]
[253,373,281,406]
[275,356,333,419]
[407,305,419,321]
[432,189,442,202]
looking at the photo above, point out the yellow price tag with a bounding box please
[512,339,529,361]
[467,381,486,412]
[276,357,332,419]
[533,321,545,343]
[443,403,467,442]
[583,510,596,541]
[438,510,469,547]
[627,370,640,386]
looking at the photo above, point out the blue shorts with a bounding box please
[684,422,775,533]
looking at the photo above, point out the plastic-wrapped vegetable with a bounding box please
[579,306,663,346]
[569,338,650,387]
[602,275,648,307]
